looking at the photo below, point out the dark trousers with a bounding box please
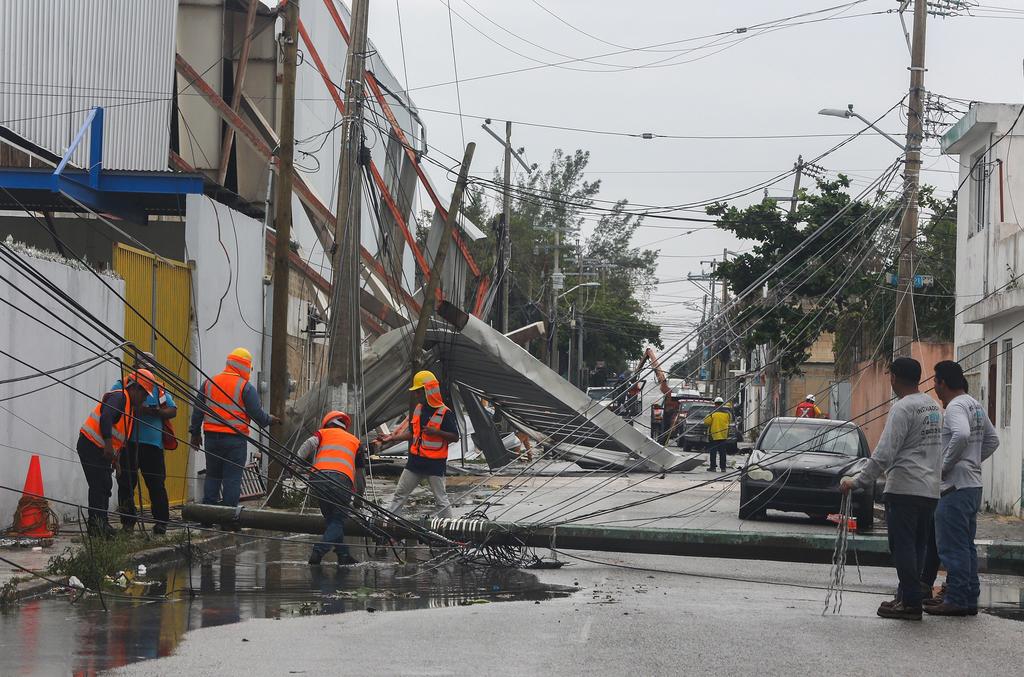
[76,433,113,526]
[116,442,170,529]
[708,440,727,470]
[921,517,940,591]
[203,433,249,507]
[309,471,353,557]
[884,493,937,609]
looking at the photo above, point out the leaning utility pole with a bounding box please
[410,143,476,381]
[266,0,299,506]
[500,121,512,333]
[327,0,369,416]
[893,0,927,358]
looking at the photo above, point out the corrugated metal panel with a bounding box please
[0,0,178,170]
[115,243,194,506]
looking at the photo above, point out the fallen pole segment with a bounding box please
[180,505,1024,575]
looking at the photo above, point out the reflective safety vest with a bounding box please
[312,427,360,484]
[202,370,250,435]
[410,404,450,460]
[80,387,134,454]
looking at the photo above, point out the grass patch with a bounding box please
[46,532,187,590]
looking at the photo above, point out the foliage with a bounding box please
[457,149,660,377]
[707,177,955,376]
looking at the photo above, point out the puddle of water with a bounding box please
[0,537,572,676]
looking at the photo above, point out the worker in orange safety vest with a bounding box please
[77,369,155,537]
[189,348,279,512]
[297,410,366,565]
[374,370,458,519]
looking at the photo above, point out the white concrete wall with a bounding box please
[184,194,267,484]
[0,247,125,527]
[945,103,1024,516]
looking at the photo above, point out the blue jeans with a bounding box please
[309,471,353,557]
[884,493,937,609]
[935,487,982,608]
[202,433,249,507]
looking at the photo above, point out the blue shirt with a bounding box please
[112,380,176,449]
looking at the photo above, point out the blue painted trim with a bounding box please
[0,168,204,196]
[89,107,104,188]
[52,107,98,185]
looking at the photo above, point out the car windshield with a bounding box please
[759,422,860,456]
[587,387,614,401]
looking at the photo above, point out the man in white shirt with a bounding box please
[923,360,999,616]
[841,357,942,620]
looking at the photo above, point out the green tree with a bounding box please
[463,148,660,375]
[707,177,954,376]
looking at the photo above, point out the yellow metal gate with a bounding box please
[113,244,193,506]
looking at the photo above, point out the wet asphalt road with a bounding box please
[108,553,1024,677]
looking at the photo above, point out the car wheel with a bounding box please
[682,443,692,452]
[738,482,767,521]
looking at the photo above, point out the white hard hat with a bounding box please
[714,396,724,404]
[806,394,815,402]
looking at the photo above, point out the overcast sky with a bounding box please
[360,1,1024,350]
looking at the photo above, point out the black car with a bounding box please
[677,403,741,451]
[738,417,877,529]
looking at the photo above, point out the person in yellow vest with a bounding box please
[374,370,458,519]
[77,369,155,538]
[189,348,279,510]
[297,410,366,565]
[703,396,732,472]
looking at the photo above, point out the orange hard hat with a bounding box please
[127,368,156,393]
[321,410,351,430]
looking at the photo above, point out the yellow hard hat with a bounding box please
[229,347,253,362]
[409,369,437,391]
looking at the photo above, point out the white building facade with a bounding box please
[941,103,1024,516]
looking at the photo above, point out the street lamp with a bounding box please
[558,281,600,300]
[818,104,906,151]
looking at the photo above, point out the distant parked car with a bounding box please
[586,386,617,411]
[677,402,740,451]
[738,417,878,529]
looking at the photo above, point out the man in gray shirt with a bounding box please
[923,361,999,616]
[841,357,942,620]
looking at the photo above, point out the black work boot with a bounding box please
[877,601,922,620]
[308,551,324,565]
[336,553,358,566]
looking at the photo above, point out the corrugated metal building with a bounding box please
[0,0,178,171]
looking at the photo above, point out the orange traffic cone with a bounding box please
[12,455,55,538]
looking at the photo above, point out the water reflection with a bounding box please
[0,537,572,676]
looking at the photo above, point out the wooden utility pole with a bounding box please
[267,0,299,506]
[327,0,369,416]
[499,121,512,334]
[410,143,477,381]
[893,0,927,358]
